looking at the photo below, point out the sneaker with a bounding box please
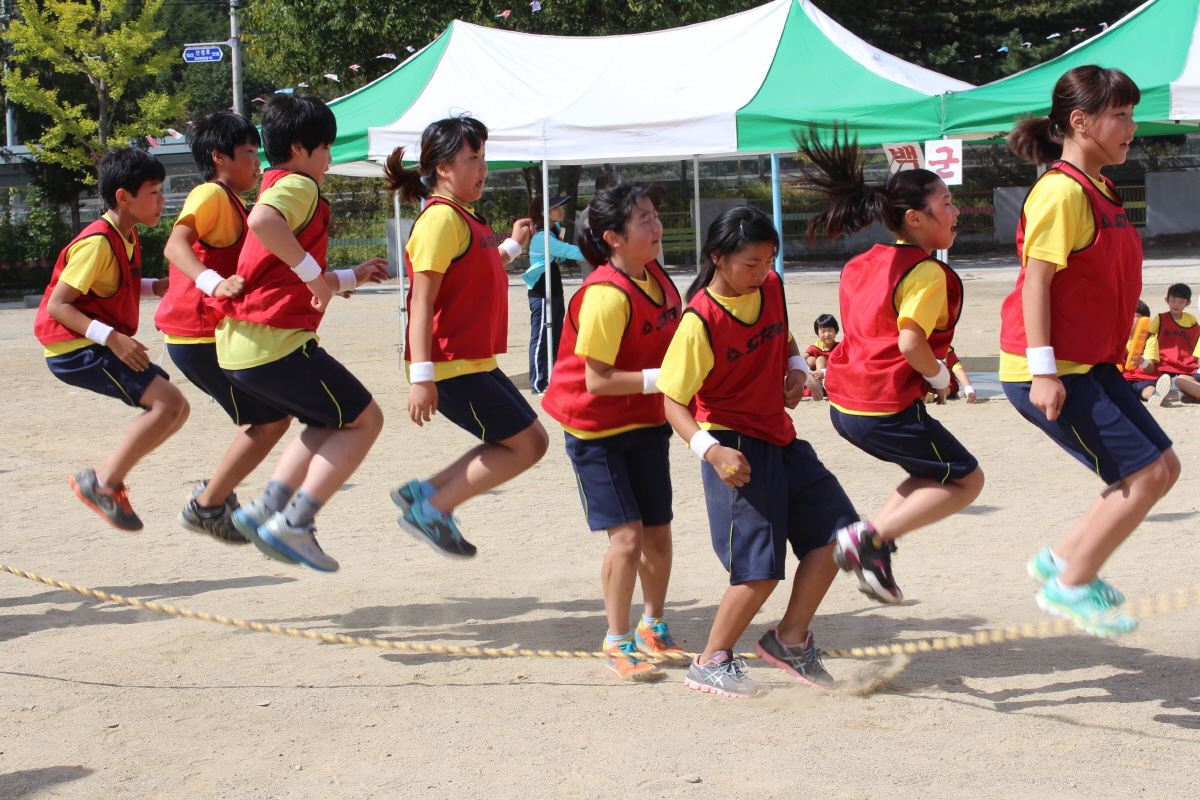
[178,499,249,545]
[634,619,686,659]
[257,512,339,572]
[1148,374,1172,408]
[70,468,142,531]
[1036,577,1137,638]
[1026,546,1125,605]
[232,499,298,565]
[754,627,835,689]
[684,651,763,698]
[389,480,421,517]
[398,499,476,558]
[602,635,663,682]
[189,479,238,510]
[833,521,902,604]
[1181,393,1200,404]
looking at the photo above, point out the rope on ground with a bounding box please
[2,563,1197,662]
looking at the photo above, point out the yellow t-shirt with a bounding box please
[563,270,667,440]
[1148,311,1197,335]
[165,183,250,346]
[216,174,319,371]
[404,195,497,381]
[809,339,835,353]
[1125,329,1160,367]
[830,259,950,417]
[999,171,1116,382]
[658,289,791,432]
[44,213,136,357]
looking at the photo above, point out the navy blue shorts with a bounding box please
[46,344,169,408]
[700,430,856,584]
[830,401,979,484]
[564,423,673,531]
[436,369,538,443]
[1004,362,1173,485]
[167,342,288,426]
[1128,378,1156,399]
[224,340,373,429]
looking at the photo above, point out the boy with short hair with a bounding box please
[156,112,294,545]
[215,94,389,572]
[34,147,189,531]
[1149,283,1200,403]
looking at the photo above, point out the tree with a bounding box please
[2,0,185,180]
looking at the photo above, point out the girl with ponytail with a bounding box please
[799,126,983,608]
[382,116,545,559]
[999,66,1178,637]
[541,182,685,681]
[658,205,858,697]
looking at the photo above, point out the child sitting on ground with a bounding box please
[1122,300,1168,406]
[1148,283,1200,404]
[945,347,976,402]
[804,314,838,400]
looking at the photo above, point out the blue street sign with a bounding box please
[183,46,224,63]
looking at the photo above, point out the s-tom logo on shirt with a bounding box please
[724,321,786,362]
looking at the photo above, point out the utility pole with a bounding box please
[229,0,243,115]
[1,0,16,146]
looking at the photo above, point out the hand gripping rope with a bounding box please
[2,563,1198,663]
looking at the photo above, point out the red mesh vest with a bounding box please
[1155,312,1199,374]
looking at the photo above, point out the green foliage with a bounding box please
[137,215,172,278]
[0,187,73,291]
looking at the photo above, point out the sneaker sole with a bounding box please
[834,529,903,605]
[232,509,298,565]
[258,527,339,573]
[604,661,664,682]
[1035,594,1136,638]
[683,676,762,698]
[753,642,834,690]
[70,476,142,531]
[396,514,475,559]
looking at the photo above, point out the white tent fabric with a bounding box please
[363,0,969,167]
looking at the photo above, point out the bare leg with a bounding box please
[871,466,984,540]
[197,418,292,506]
[1175,374,1200,399]
[96,376,189,486]
[1056,450,1179,584]
[296,401,385,503]
[270,428,336,492]
[699,579,778,663]
[637,523,672,620]
[776,542,838,644]
[428,421,549,512]
[602,522,643,635]
[1141,385,1156,401]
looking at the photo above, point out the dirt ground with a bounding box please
[1,257,1198,799]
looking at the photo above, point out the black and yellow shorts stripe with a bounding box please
[167,342,288,426]
[223,340,372,429]
[46,343,170,409]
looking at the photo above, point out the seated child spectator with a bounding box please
[1149,283,1200,404]
[804,313,839,399]
[945,346,976,402]
[1123,300,1168,406]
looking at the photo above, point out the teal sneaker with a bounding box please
[389,480,422,517]
[1036,577,1137,638]
[1026,546,1125,605]
[398,499,476,558]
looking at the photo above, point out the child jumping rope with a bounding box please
[156,112,292,545]
[798,128,984,605]
[1003,66,1179,636]
[660,205,858,698]
[217,95,390,572]
[35,147,186,531]
[384,117,542,558]
[541,183,684,682]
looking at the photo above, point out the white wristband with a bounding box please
[641,368,661,394]
[409,361,435,383]
[334,269,357,293]
[1026,346,1057,376]
[963,384,976,397]
[787,355,811,376]
[140,278,157,297]
[291,252,322,283]
[194,269,224,297]
[499,238,523,261]
[689,429,719,460]
[85,319,115,346]
[926,360,951,390]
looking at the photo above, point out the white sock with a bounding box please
[1049,549,1068,570]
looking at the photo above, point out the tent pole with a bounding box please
[542,160,554,388]
[770,153,784,279]
[394,191,407,370]
[935,135,950,265]
[692,155,701,274]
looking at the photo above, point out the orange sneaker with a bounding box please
[635,618,686,660]
[602,635,662,682]
[70,468,143,531]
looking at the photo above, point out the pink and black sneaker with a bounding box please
[833,520,903,604]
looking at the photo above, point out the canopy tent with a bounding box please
[324,0,970,174]
[942,0,1200,140]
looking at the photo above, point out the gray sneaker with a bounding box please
[179,482,248,545]
[684,651,763,698]
[70,468,142,531]
[232,498,298,564]
[754,627,835,689]
[257,512,339,572]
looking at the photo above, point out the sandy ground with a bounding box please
[1,258,1199,800]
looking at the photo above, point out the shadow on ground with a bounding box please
[0,766,93,799]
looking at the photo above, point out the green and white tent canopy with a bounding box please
[326,0,970,175]
[942,0,1200,140]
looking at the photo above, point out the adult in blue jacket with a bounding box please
[523,195,583,394]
